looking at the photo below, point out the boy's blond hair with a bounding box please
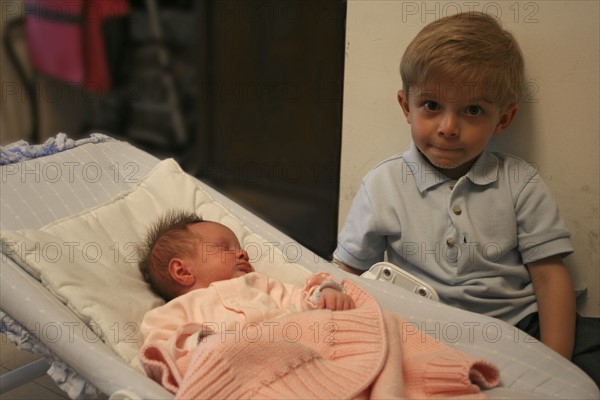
[400,12,524,108]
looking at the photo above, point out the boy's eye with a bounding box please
[465,105,483,116]
[423,101,441,111]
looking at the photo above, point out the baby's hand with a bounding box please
[318,288,355,311]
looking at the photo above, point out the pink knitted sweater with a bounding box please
[140,274,499,399]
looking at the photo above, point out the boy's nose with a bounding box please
[438,113,459,137]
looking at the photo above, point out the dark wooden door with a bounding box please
[194,1,346,259]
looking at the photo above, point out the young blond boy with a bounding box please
[334,12,598,387]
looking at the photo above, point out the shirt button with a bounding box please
[446,238,456,247]
[452,206,462,215]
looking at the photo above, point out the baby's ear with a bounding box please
[494,103,519,134]
[168,258,196,286]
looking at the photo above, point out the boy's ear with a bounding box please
[397,90,412,123]
[168,258,196,286]
[494,103,519,135]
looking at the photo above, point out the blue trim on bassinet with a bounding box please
[1,310,100,398]
[0,133,112,398]
[1,133,114,166]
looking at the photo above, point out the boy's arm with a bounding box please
[338,262,364,276]
[527,255,576,359]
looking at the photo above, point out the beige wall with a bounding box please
[340,0,599,316]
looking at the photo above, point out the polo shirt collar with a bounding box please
[402,142,499,193]
[468,149,500,186]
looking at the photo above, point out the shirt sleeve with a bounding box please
[334,181,387,270]
[514,170,573,263]
[140,296,208,380]
[276,272,343,311]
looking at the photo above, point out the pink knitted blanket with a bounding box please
[141,281,500,399]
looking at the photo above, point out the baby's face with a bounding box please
[186,222,254,288]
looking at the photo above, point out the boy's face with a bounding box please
[398,81,518,178]
[174,222,254,290]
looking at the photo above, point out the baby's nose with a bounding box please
[237,248,249,261]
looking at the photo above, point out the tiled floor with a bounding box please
[0,334,69,400]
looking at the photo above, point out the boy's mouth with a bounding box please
[432,144,462,151]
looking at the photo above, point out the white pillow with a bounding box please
[0,159,310,363]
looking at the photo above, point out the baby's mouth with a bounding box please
[237,261,254,273]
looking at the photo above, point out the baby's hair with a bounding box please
[139,210,203,301]
[400,12,524,108]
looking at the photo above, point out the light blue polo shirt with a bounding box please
[335,143,573,324]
